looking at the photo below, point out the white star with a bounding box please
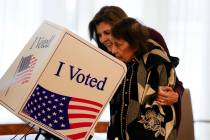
[59,116,64,120]
[37,92,40,95]
[42,103,46,106]
[53,105,57,109]
[36,87,39,90]
[59,110,63,113]
[54,99,58,102]
[61,124,65,127]
[38,105,41,108]
[47,108,51,111]
[62,97,66,100]
[53,120,58,123]
[48,100,52,104]
[39,97,42,101]
[43,118,46,122]
[42,91,46,94]
[47,115,51,119]
[52,112,57,116]
[49,123,53,127]
[51,94,55,98]
[42,110,45,114]
[44,96,48,99]
[59,103,64,106]
[38,113,41,116]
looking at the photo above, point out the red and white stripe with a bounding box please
[65,97,103,140]
[15,55,37,84]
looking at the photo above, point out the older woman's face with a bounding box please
[111,37,137,63]
[96,22,113,52]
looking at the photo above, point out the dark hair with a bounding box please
[88,6,127,51]
[111,17,149,55]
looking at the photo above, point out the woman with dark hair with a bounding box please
[89,6,184,140]
[89,6,128,52]
[109,17,177,140]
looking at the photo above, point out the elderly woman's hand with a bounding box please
[156,86,179,106]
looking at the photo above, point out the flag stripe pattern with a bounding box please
[70,122,92,129]
[71,97,103,108]
[15,55,37,84]
[67,132,87,140]
[23,84,103,139]
[68,114,96,119]
[68,105,100,113]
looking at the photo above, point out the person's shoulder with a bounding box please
[146,26,163,37]
[142,39,170,70]
[145,26,169,54]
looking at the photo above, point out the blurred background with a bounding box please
[0,0,210,139]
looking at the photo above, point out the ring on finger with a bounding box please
[160,99,164,103]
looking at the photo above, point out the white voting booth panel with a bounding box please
[0,21,127,140]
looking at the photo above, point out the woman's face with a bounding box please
[111,37,137,63]
[96,22,113,52]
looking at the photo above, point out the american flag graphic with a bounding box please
[23,84,103,140]
[14,55,37,84]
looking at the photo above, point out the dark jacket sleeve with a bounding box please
[174,77,184,98]
[147,26,184,98]
[174,77,184,129]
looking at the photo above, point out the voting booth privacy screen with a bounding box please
[0,21,127,140]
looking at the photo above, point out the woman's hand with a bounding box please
[156,86,179,106]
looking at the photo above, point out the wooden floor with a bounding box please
[0,122,109,135]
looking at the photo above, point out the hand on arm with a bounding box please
[156,86,179,106]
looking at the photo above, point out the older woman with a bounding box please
[108,17,177,140]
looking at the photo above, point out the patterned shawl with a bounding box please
[127,39,176,140]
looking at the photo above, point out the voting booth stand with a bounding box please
[0,21,127,140]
